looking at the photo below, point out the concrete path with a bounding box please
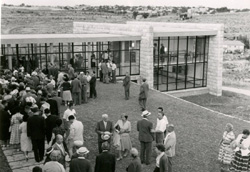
[2,144,70,172]
[223,86,250,96]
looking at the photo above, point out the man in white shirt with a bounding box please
[164,124,176,172]
[67,115,84,158]
[155,112,168,144]
[111,61,117,83]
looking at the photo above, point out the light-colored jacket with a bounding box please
[164,131,176,157]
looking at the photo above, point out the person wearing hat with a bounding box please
[137,110,154,165]
[69,147,91,172]
[78,72,88,104]
[138,78,149,111]
[95,114,113,153]
[27,105,46,162]
[126,148,142,172]
[43,150,65,172]
[163,124,176,172]
[71,140,84,160]
[95,142,116,172]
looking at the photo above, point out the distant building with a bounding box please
[223,40,245,53]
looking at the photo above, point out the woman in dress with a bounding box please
[9,107,23,151]
[230,129,250,172]
[114,114,132,160]
[218,123,235,171]
[60,75,72,106]
[19,115,32,161]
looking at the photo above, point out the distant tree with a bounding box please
[20,3,25,7]
[238,35,250,49]
[133,11,138,19]
[142,13,149,19]
[216,7,230,13]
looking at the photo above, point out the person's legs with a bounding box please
[142,99,147,110]
[77,92,81,105]
[145,142,152,164]
[31,139,40,162]
[105,74,109,84]
[38,139,45,162]
[100,71,103,82]
[89,87,93,98]
[168,156,173,172]
[72,92,77,105]
[98,142,102,154]
[93,88,97,98]
[140,141,145,164]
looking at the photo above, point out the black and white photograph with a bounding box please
[1,0,250,171]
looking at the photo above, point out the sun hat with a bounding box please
[25,87,31,91]
[141,110,151,117]
[77,147,89,154]
[101,134,110,140]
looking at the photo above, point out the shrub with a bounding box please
[142,13,149,19]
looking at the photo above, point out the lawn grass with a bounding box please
[71,82,250,172]
[182,90,250,121]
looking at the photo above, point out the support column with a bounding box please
[7,44,12,70]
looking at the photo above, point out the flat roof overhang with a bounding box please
[1,34,141,44]
[153,27,217,37]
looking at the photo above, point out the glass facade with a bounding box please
[1,40,140,77]
[153,36,209,91]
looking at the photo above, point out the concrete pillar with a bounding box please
[7,44,12,70]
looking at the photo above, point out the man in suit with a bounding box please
[95,142,116,172]
[95,114,113,153]
[154,144,168,172]
[70,147,91,172]
[139,78,149,111]
[164,124,176,172]
[27,105,46,162]
[78,72,88,103]
[51,91,62,117]
[45,109,59,143]
[137,110,154,165]
[123,72,130,100]
[47,94,59,116]
[101,61,109,84]
[71,74,82,105]
[89,71,97,99]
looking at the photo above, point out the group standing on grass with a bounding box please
[218,123,250,172]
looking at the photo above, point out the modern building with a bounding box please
[1,21,223,96]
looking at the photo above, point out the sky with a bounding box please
[2,0,250,9]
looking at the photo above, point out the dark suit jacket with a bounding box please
[139,82,149,99]
[70,157,92,172]
[123,75,130,90]
[94,151,116,172]
[137,119,154,142]
[72,78,82,93]
[90,76,96,88]
[127,157,142,172]
[27,114,45,140]
[47,99,59,116]
[159,154,168,172]
[95,121,113,142]
[45,115,59,137]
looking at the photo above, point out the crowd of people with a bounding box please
[0,61,177,172]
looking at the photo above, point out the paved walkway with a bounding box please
[223,86,250,96]
[2,144,70,172]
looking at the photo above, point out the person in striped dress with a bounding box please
[218,123,235,171]
[230,129,250,172]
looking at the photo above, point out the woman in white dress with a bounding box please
[19,115,32,161]
[114,114,132,160]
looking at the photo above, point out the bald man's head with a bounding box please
[56,134,63,144]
